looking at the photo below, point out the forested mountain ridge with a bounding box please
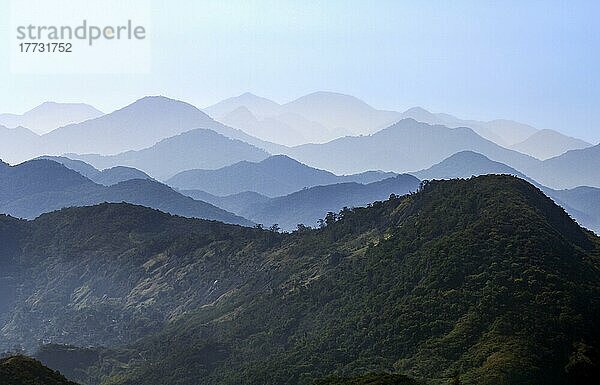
[103,176,598,385]
[0,203,269,352]
[0,355,80,385]
[412,151,600,233]
[0,176,596,384]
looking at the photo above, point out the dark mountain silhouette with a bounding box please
[286,119,539,175]
[0,159,251,225]
[167,155,397,197]
[0,102,103,134]
[70,129,271,180]
[1,176,597,385]
[38,156,153,186]
[0,159,95,203]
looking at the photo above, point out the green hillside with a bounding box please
[1,176,598,385]
[0,355,79,385]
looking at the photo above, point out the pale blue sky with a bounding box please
[0,0,598,142]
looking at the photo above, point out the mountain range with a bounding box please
[0,94,593,173]
[182,174,420,230]
[399,106,592,159]
[0,159,251,225]
[26,151,600,234]
[204,91,400,145]
[0,97,284,165]
[167,155,397,197]
[281,119,599,190]
[1,95,595,192]
[399,106,538,146]
[0,176,597,384]
[206,93,592,160]
[286,118,540,175]
[69,128,270,180]
[1,92,599,385]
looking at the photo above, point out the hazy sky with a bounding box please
[1,0,598,142]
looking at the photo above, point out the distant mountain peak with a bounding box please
[383,118,481,137]
[126,95,203,112]
[259,154,301,164]
[205,93,282,119]
[137,95,178,102]
[444,150,495,160]
[236,92,277,103]
[379,118,434,132]
[413,150,529,183]
[302,90,362,99]
[402,106,433,115]
[287,91,374,109]
[29,101,103,114]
